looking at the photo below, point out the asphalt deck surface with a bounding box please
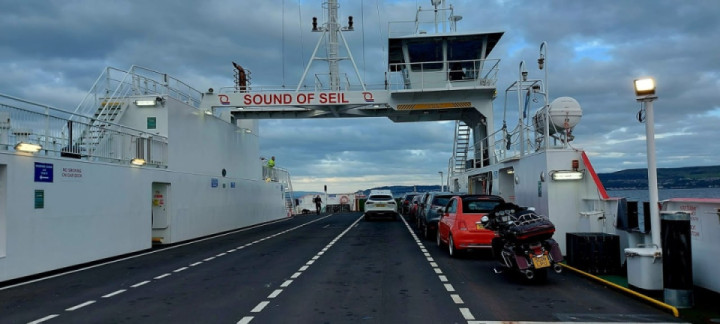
[0,212,690,323]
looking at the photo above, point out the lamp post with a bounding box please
[623,77,664,292]
[438,171,444,192]
[634,77,661,249]
[539,42,549,150]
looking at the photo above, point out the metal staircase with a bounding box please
[451,121,471,174]
[79,100,127,155]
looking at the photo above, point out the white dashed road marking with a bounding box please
[65,300,96,311]
[251,301,269,312]
[451,294,464,304]
[237,316,254,324]
[131,280,150,288]
[460,308,475,320]
[27,314,59,324]
[102,289,126,298]
[27,214,335,324]
[398,216,477,322]
[237,214,363,323]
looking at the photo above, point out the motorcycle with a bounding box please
[481,203,564,282]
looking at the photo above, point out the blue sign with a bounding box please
[230,182,236,188]
[211,178,218,188]
[34,163,53,183]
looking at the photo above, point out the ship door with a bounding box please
[152,182,169,230]
[498,168,516,203]
[468,172,492,195]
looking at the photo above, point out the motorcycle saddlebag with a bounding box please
[506,215,555,243]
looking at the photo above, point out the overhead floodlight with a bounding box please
[15,142,42,153]
[131,158,146,166]
[551,170,583,181]
[634,78,656,97]
[135,99,157,107]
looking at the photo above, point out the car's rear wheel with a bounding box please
[448,234,458,257]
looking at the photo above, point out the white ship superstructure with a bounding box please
[0,66,291,282]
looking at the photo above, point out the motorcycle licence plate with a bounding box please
[532,255,551,269]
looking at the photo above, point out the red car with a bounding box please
[407,195,423,222]
[436,194,505,257]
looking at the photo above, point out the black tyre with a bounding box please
[533,268,548,283]
[436,230,443,247]
[448,234,462,258]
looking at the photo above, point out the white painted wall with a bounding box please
[0,97,286,282]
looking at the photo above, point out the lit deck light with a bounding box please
[131,158,146,166]
[135,99,157,107]
[550,170,583,181]
[15,142,42,153]
[634,78,656,97]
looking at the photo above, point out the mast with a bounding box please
[296,0,365,91]
[328,0,340,90]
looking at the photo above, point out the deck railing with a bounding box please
[387,59,500,91]
[0,93,168,166]
[72,66,203,121]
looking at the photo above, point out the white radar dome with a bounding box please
[533,96,582,135]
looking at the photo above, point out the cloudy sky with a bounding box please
[1,0,719,193]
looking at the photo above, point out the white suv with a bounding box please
[364,190,398,221]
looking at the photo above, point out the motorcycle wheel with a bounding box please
[436,230,443,247]
[534,268,548,282]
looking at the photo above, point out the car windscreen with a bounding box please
[463,200,503,213]
[369,195,394,201]
[431,196,452,206]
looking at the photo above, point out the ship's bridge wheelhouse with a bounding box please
[387,32,504,91]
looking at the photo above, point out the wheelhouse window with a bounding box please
[448,39,482,79]
[407,40,443,71]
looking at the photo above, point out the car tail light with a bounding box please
[366,201,373,205]
[458,220,468,231]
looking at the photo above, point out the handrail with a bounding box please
[0,93,168,167]
[386,58,500,91]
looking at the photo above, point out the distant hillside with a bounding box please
[305,165,720,197]
[598,165,720,190]
[359,185,441,197]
